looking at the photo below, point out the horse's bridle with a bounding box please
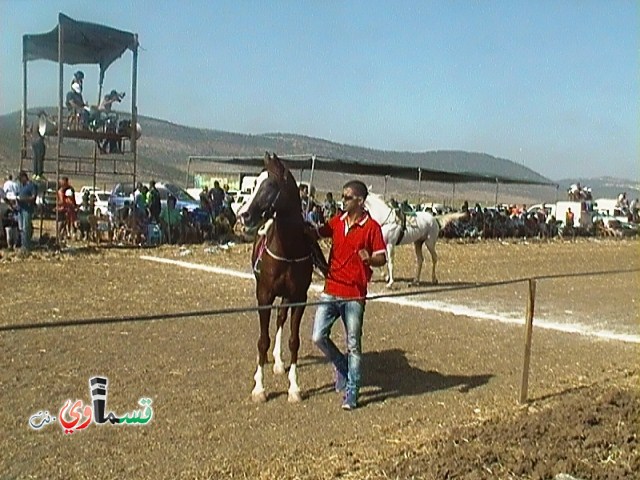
[255,171,311,265]
[259,170,283,220]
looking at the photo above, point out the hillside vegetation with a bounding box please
[1,109,636,204]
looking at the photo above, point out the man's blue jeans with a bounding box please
[312,293,365,396]
[17,209,33,251]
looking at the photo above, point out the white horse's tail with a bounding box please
[435,211,468,228]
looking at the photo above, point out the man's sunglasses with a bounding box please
[342,195,360,202]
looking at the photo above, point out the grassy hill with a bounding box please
[1,109,634,205]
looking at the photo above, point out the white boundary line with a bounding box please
[140,255,640,344]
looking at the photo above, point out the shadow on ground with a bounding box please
[360,348,493,406]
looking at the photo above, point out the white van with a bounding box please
[593,198,625,217]
[555,201,594,228]
[240,175,260,193]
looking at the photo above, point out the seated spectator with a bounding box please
[193,207,213,241]
[180,207,198,243]
[617,192,629,212]
[99,90,125,115]
[306,203,324,227]
[115,200,131,225]
[94,90,125,153]
[568,183,586,201]
[65,71,89,127]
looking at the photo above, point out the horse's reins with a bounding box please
[379,207,396,227]
[263,215,312,263]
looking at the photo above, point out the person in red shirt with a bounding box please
[311,180,386,410]
[57,177,76,239]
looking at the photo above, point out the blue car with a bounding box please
[108,182,200,214]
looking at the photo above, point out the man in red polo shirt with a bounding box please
[311,180,386,410]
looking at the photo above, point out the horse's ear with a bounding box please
[272,154,285,178]
[368,185,373,192]
[264,151,285,178]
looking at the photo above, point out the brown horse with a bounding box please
[238,153,313,403]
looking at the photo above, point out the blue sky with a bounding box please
[1,0,637,181]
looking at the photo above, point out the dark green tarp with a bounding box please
[23,13,137,82]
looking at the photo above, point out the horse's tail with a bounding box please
[435,211,468,228]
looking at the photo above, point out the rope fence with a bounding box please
[1,266,636,404]
[0,275,544,333]
[0,267,632,333]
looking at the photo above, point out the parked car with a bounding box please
[108,182,200,214]
[89,191,110,215]
[187,187,249,215]
[227,190,249,214]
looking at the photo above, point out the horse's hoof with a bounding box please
[251,391,267,403]
[410,280,420,287]
[287,391,302,403]
[432,279,439,285]
[273,363,286,375]
[386,282,394,289]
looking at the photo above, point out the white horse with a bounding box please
[364,192,466,287]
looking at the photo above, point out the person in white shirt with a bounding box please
[3,175,20,197]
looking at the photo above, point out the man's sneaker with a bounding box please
[341,390,357,410]
[335,369,347,393]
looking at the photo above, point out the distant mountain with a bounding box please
[0,109,630,205]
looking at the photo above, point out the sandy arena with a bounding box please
[0,238,638,479]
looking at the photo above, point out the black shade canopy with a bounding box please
[189,154,558,186]
[23,13,138,82]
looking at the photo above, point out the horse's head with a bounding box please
[363,191,393,223]
[238,152,301,228]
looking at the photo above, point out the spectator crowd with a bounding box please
[2,172,639,253]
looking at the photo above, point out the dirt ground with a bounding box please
[0,237,638,479]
